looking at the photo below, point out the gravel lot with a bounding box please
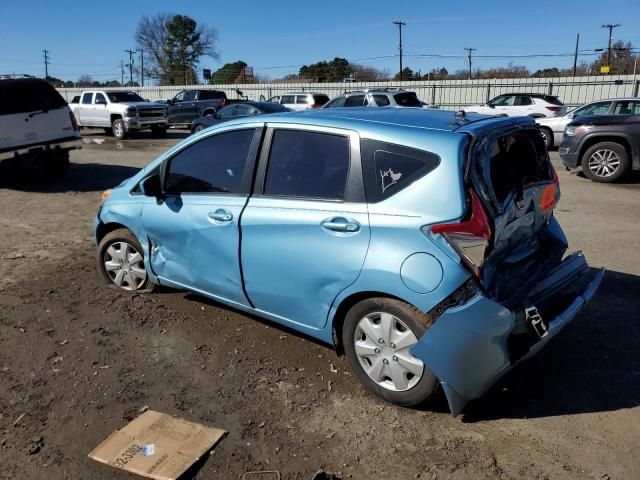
[1,129,639,480]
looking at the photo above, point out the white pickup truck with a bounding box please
[70,90,168,139]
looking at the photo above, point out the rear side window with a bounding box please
[312,94,329,105]
[393,92,421,107]
[543,96,564,106]
[325,96,346,108]
[360,139,440,202]
[514,96,532,106]
[295,95,309,104]
[165,129,255,194]
[264,130,350,200]
[488,131,552,204]
[0,79,68,115]
[281,95,295,104]
[200,90,226,100]
[344,95,365,107]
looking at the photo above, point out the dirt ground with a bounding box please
[0,129,639,480]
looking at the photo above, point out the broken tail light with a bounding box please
[429,190,492,277]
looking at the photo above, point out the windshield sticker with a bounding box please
[380,168,403,193]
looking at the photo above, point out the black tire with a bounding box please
[342,297,439,407]
[539,127,553,149]
[151,125,167,138]
[581,141,630,183]
[111,118,127,140]
[97,228,155,293]
[192,124,205,134]
[203,110,216,117]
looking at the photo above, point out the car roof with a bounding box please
[221,106,529,134]
[495,93,559,98]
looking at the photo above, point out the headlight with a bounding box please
[565,125,589,136]
[101,189,112,205]
[126,107,137,116]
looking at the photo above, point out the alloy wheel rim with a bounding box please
[354,312,424,392]
[114,122,123,137]
[103,241,146,290]
[588,149,620,177]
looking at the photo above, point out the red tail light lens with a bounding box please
[545,106,562,112]
[69,111,79,131]
[311,103,322,109]
[430,190,492,277]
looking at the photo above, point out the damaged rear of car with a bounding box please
[412,117,603,415]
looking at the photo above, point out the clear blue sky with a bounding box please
[1,0,639,82]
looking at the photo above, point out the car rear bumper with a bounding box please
[0,136,82,161]
[410,256,603,416]
[559,149,580,168]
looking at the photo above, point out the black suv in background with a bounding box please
[166,89,228,127]
[559,112,640,182]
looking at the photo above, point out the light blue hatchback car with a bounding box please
[94,107,603,415]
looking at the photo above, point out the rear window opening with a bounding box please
[393,92,421,107]
[541,95,564,106]
[485,130,553,206]
[0,78,67,115]
[312,94,330,105]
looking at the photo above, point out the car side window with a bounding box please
[81,93,93,104]
[234,104,254,116]
[490,95,514,107]
[264,130,350,200]
[575,101,611,116]
[281,95,295,104]
[326,96,346,108]
[94,93,107,104]
[373,95,390,106]
[173,91,185,103]
[165,129,255,194]
[613,101,640,115]
[514,96,532,106]
[295,95,309,104]
[344,95,365,107]
[218,105,237,119]
[183,91,197,102]
[360,139,440,202]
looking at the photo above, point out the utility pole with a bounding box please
[120,60,125,86]
[573,33,580,77]
[393,20,406,80]
[43,49,50,80]
[602,23,622,68]
[465,47,476,80]
[139,50,144,87]
[125,49,136,86]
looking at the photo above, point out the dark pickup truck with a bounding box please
[559,112,640,182]
[166,89,228,126]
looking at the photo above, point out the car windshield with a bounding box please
[107,91,145,103]
[393,92,421,107]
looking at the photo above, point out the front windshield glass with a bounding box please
[107,91,145,103]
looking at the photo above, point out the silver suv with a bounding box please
[324,88,426,108]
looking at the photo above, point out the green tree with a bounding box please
[532,67,560,78]
[135,13,218,85]
[393,67,418,81]
[591,40,638,74]
[299,57,350,82]
[210,60,247,84]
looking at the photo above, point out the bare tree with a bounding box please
[77,74,94,87]
[135,13,218,85]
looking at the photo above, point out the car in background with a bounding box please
[166,89,228,127]
[94,107,601,416]
[559,111,640,182]
[536,97,640,148]
[0,77,81,176]
[70,90,168,139]
[267,92,329,110]
[191,101,290,133]
[465,93,567,118]
[324,88,425,108]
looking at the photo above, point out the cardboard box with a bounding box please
[89,410,226,480]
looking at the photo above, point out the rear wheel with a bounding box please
[581,142,629,183]
[97,228,155,292]
[342,297,438,407]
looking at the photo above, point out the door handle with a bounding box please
[321,217,360,233]
[208,209,233,222]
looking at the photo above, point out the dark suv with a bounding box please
[559,112,640,182]
[166,89,228,127]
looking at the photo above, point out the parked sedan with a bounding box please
[94,108,601,415]
[537,97,640,148]
[191,101,290,133]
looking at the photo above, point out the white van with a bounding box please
[0,77,81,176]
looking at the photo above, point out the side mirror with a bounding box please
[167,99,174,105]
[141,174,163,203]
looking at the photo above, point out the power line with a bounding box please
[464,47,476,79]
[393,20,407,80]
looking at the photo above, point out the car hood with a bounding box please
[569,114,638,126]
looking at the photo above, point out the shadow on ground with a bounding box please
[463,269,640,421]
[0,161,141,192]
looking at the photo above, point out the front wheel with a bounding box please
[581,142,629,182]
[539,127,553,149]
[342,297,439,407]
[97,228,155,292]
[192,124,205,134]
[111,118,127,140]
